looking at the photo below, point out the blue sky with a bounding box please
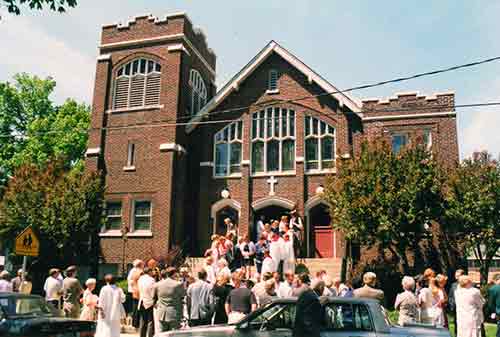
[1,1,499,158]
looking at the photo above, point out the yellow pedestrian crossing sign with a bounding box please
[15,226,40,257]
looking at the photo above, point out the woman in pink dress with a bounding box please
[80,278,98,321]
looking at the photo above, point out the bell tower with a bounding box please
[85,12,216,272]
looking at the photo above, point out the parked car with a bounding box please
[160,297,451,337]
[0,293,95,336]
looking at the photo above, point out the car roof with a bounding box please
[0,292,42,299]
[270,296,380,305]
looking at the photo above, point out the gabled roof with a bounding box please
[186,40,362,133]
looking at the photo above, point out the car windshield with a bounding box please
[0,297,54,318]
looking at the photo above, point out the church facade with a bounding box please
[85,13,459,273]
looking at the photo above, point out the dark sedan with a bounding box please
[0,293,95,337]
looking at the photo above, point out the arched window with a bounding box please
[214,121,243,177]
[251,107,295,174]
[188,69,207,115]
[304,116,336,171]
[113,58,161,110]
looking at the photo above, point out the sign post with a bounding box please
[15,226,40,281]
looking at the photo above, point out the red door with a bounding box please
[314,226,333,258]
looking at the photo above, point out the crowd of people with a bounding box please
[0,244,499,337]
[205,213,304,280]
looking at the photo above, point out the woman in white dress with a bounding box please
[455,275,485,337]
[95,274,126,337]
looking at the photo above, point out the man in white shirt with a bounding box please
[138,268,156,337]
[127,259,144,326]
[278,270,295,298]
[44,268,62,309]
[0,271,12,293]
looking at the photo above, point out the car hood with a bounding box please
[159,324,236,336]
[390,325,451,337]
[3,316,95,335]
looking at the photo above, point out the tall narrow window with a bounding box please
[133,200,152,231]
[391,133,409,154]
[423,129,432,151]
[188,69,207,115]
[105,201,122,231]
[251,107,295,174]
[126,143,135,167]
[214,121,243,177]
[304,116,336,171]
[113,58,161,110]
[268,69,278,91]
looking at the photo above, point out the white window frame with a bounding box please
[112,58,162,110]
[304,116,336,173]
[131,200,152,233]
[189,69,208,115]
[102,201,122,233]
[251,107,296,176]
[213,121,243,178]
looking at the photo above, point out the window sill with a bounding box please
[106,105,164,114]
[123,166,136,172]
[127,231,153,237]
[266,89,280,95]
[99,230,122,237]
[251,171,296,178]
[213,173,242,179]
[305,168,337,175]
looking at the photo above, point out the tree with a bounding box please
[2,0,77,15]
[443,151,500,285]
[0,73,90,192]
[324,140,446,274]
[0,160,103,284]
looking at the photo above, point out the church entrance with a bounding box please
[307,203,333,258]
[252,205,290,241]
[215,206,239,236]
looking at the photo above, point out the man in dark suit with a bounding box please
[153,267,186,333]
[488,274,500,337]
[293,277,325,337]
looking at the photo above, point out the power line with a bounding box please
[0,101,498,138]
[173,54,500,122]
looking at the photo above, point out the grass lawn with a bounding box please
[387,310,497,337]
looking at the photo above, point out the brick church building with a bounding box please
[85,12,459,274]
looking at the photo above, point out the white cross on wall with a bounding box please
[267,176,278,196]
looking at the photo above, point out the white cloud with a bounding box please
[0,11,95,104]
[459,79,500,159]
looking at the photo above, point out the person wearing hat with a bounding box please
[11,269,24,293]
[62,265,83,318]
[44,268,63,309]
[0,271,12,292]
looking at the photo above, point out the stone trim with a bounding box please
[159,143,187,154]
[252,196,295,211]
[362,111,456,122]
[200,161,214,167]
[85,147,101,157]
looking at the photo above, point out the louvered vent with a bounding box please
[129,75,146,108]
[112,58,162,110]
[113,77,130,109]
[145,74,161,106]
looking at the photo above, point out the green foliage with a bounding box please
[324,140,445,274]
[0,160,104,267]
[2,0,77,15]
[443,151,500,285]
[116,279,128,295]
[0,73,90,191]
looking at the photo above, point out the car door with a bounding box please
[233,303,296,337]
[321,303,377,337]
